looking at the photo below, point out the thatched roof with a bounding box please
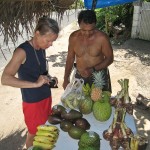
[0,0,80,46]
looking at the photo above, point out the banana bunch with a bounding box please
[82,83,93,96]
[33,125,59,150]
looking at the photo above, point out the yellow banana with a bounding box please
[134,139,139,150]
[73,99,79,108]
[33,141,55,149]
[34,135,56,144]
[37,125,58,132]
[130,137,135,150]
[82,85,86,91]
[65,99,75,109]
[86,83,91,92]
[36,130,59,139]
[82,85,88,95]
[83,83,91,96]
[91,83,95,90]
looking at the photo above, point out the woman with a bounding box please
[1,16,59,148]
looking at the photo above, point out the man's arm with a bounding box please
[63,34,75,89]
[94,33,114,71]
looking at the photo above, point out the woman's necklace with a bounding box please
[30,39,49,74]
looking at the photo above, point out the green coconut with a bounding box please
[79,96,93,114]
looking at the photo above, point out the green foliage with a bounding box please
[71,0,84,9]
[95,3,134,36]
[95,8,106,31]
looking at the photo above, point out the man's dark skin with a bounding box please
[63,12,113,89]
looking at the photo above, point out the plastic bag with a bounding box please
[61,78,84,109]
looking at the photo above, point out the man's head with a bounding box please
[78,10,97,25]
[78,10,97,37]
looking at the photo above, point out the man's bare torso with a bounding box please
[71,29,104,72]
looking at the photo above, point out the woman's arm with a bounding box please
[1,48,49,88]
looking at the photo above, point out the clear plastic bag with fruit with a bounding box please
[61,78,84,109]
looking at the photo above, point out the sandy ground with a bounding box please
[0,22,150,150]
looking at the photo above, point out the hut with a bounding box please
[0,0,81,59]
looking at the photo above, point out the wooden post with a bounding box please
[92,0,98,10]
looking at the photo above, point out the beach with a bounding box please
[0,21,150,149]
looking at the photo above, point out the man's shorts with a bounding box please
[75,68,112,92]
[22,97,52,134]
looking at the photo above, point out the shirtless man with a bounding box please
[63,10,114,92]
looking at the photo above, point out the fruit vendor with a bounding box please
[1,16,59,149]
[63,10,114,93]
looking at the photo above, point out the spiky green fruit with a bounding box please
[93,101,112,122]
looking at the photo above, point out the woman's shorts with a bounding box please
[22,97,52,134]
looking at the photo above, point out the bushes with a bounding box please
[96,3,134,39]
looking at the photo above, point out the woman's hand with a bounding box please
[36,75,50,87]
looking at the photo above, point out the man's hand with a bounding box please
[79,68,94,78]
[63,80,70,90]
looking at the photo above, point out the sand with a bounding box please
[0,22,150,150]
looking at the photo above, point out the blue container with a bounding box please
[84,0,137,9]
